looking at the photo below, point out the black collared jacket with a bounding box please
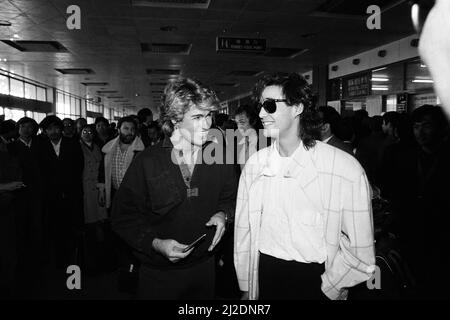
[111,136,237,269]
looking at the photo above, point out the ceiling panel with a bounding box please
[0,0,415,113]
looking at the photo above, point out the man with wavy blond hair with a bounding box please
[112,77,237,299]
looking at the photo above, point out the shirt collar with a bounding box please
[323,135,334,144]
[0,135,9,144]
[19,137,32,147]
[51,138,62,146]
[261,140,308,178]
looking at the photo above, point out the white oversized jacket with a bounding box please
[234,141,376,300]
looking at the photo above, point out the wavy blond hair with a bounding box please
[159,77,219,137]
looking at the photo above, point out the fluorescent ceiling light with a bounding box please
[412,79,434,83]
[373,67,387,72]
[372,87,389,91]
[371,77,389,82]
[411,4,420,31]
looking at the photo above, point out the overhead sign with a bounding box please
[342,72,371,98]
[216,37,266,54]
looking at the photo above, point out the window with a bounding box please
[25,111,46,123]
[371,63,404,94]
[3,107,25,121]
[0,74,8,95]
[24,82,37,100]
[386,95,397,112]
[114,109,124,119]
[406,58,434,91]
[10,78,24,98]
[104,107,113,122]
[56,91,81,119]
[0,72,51,102]
[36,86,47,102]
[87,101,102,113]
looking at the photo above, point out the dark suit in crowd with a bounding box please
[8,137,45,264]
[326,135,354,155]
[380,139,450,299]
[38,136,84,268]
[0,140,22,297]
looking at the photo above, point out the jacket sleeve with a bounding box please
[321,170,376,300]
[234,167,252,292]
[110,154,158,257]
[97,152,105,185]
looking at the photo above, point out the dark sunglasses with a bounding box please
[410,0,435,34]
[258,99,287,114]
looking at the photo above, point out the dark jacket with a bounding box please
[111,137,237,269]
[356,131,386,184]
[139,123,151,148]
[379,139,450,292]
[327,135,354,155]
[8,137,43,194]
[38,136,84,227]
[0,140,22,211]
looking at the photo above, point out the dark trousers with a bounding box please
[45,196,79,269]
[258,252,327,300]
[215,229,240,299]
[138,257,215,300]
[0,194,17,298]
[110,187,139,270]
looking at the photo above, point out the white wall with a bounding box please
[329,34,419,79]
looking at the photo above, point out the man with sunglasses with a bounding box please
[234,73,375,300]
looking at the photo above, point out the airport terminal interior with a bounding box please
[1,0,449,300]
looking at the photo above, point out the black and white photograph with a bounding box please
[0,0,449,308]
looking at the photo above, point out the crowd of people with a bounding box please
[0,110,164,298]
[0,74,449,300]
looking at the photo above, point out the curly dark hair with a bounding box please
[234,103,262,130]
[253,72,321,149]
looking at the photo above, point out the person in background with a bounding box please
[147,120,164,146]
[8,117,44,269]
[110,122,118,138]
[111,77,237,299]
[97,116,144,211]
[234,73,375,300]
[0,120,24,298]
[340,117,356,154]
[0,119,17,144]
[80,124,107,224]
[214,113,230,133]
[38,115,84,269]
[352,109,371,150]
[97,116,145,292]
[317,106,353,155]
[79,124,108,274]
[380,105,450,299]
[381,112,400,144]
[94,117,113,149]
[235,105,259,172]
[356,116,385,184]
[75,118,88,138]
[62,118,76,140]
[137,108,154,148]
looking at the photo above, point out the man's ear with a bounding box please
[321,123,330,133]
[293,103,304,117]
